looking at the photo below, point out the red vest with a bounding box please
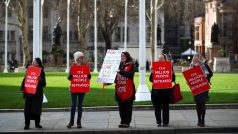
[115,63,134,100]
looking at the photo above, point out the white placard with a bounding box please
[97,50,122,83]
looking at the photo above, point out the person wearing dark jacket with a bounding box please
[67,51,91,129]
[149,54,175,127]
[21,57,46,130]
[190,54,212,127]
[104,51,135,128]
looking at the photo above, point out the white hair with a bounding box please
[74,51,84,63]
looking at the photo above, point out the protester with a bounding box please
[149,53,175,127]
[190,54,212,127]
[67,51,91,129]
[104,51,135,128]
[21,58,46,130]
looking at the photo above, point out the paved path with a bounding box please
[0,109,237,133]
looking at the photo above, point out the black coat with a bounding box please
[149,67,176,104]
[21,70,46,115]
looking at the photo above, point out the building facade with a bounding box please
[195,0,238,62]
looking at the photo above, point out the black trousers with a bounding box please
[196,102,206,123]
[24,114,41,126]
[118,100,133,125]
[151,89,170,125]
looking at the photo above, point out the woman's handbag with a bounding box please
[172,82,183,104]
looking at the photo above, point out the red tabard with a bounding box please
[115,64,134,100]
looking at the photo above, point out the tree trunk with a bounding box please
[102,31,112,51]
[79,34,86,53]
[22,1,30,66]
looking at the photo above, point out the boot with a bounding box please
[77,121,82,128]
[67,120,74,128]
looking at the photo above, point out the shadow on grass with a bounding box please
[0,85,238,109]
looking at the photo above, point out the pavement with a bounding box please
[0,108,238,134]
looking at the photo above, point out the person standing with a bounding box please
[149,54,175,127]
[21,58,46,130]
[104,52,135,128]
[190,54,212,127]
[67,51,91,128]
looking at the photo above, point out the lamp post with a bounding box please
[33,0,41,59]
[39,0,45,60]
[124,0,128,51]
[3,0,11,73]
[135,0,151,101]
[154,1,157,60]
[65,0,70,73]
[93,0,98,72]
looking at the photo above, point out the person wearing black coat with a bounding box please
[21,58,46,130]
[149,54,175,127]
[104,51,135,128]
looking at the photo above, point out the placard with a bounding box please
[70,65,90,93]
[183,65,210,96]
[97,50,122,83]
[152,61,172,89]
[24,66,42,94]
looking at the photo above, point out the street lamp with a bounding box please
[124,0,128,51]
[93,0,98,72]
[3,0,11,73]
[136,0,151,101]
[65,0,70,73]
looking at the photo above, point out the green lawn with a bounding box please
[0,72,238,109]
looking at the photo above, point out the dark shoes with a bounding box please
[163,124,169,127]
[197,120,205,127]
[35,124,43,129]
[67,121,74,128]
[67,121,82,128]
[118,124,130,128]
[24,125,29,130]
[77,121,82,128]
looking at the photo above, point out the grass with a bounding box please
[0,72,238,109]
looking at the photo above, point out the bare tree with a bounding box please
[0,0,30,66]
[97,0,124,51]
[54,0,94,55]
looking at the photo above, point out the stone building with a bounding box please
[194,0,238,63]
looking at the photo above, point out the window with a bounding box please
[1,7,12,18]
[43,26,49,41]
[29,6,33,18]
[89,27,104,42]
[146,26,150,42]
[43,7,48,18]
[0,31,4,41]
[114,27,129,42]
[123,27,129,42]
[195,26,199,40]
[9,31,15,41]
[29,26,33,41]
[114,27,121,42]
[74,31,78,41]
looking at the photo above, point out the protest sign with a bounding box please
[70,65,90,93]
[152,61,172,89]
[97,50,122,83]
[24,66,42,94]
[183,65,210,96]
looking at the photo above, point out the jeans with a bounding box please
[70,93,85,122]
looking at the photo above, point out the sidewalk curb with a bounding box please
[0,127,237,134]
[0,103,237,112]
